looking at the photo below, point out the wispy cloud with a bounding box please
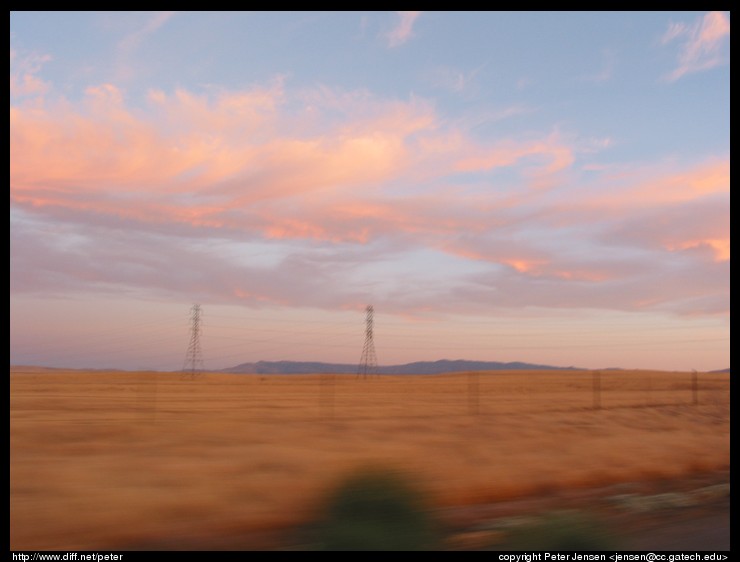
[386,11,422,48]
[428,63,486,96]
[118,11,177,53]
[9,78,729,317]
[9,48,51,98]
[115,11,177,82]
[454,133,575,176]
[661,11,730,81]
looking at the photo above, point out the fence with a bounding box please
[9,369,730,424]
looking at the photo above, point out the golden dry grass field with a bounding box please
[10,368,729,550]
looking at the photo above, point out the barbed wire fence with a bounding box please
[9,368,729,425]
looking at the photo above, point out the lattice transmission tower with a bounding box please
[183,303,204,377]
[358,305,378,378]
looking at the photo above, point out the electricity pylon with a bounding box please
[183,304,203,377]
[358,305,378,378]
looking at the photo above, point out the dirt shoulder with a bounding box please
[439,468,730,551]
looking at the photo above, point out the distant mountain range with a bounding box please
[220,359,581,375]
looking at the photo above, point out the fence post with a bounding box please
[320,374,335,420]
[592,371,601,410]
[468,372,480,415]
[645,374,652,407]
[137,372,157,423]
[692,370,699,406]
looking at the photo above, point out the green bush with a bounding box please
[315,466,436,551]
[503,510,619,551]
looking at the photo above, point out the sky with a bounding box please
[10,11,730,371]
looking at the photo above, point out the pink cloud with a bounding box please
[440,237,624,284]
[16,80,565,243]
[11,84,726,261]
[115,11,177,82]
[10,70,49,98]
[616,158,729,208]
[433,155,729,299]
[118,11,176,53]
[666,239,729,262]
[455,133,575,176]
[9,79,729,318]
[386,11,422,47]
[10,49,51,98]
[586,163,729,269]
[10,82,443,237]
[662,11,730,81]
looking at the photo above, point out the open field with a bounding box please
[10,368,730,550]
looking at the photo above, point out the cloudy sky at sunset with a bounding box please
[10,11,729,371]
